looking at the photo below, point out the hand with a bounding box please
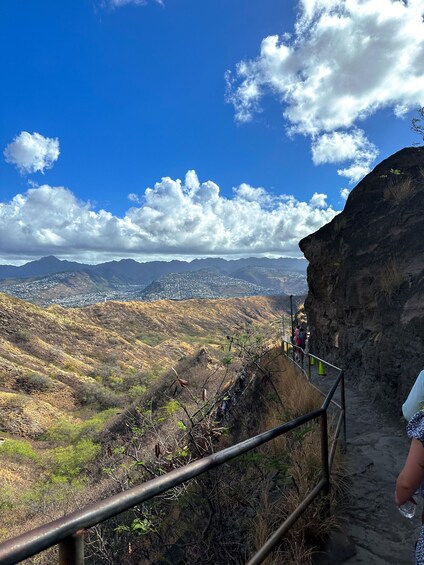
[395,493,417,507]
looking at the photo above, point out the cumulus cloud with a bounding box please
[309,192,328,208]
[340,188,350,200]
[4,132,60,175]
[0,172,338,262]
[227,0,424,180]
[311,129,379,182]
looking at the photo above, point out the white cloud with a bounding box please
[337,162,371,183]
[311,128,378,182]
[309,192,328,208]
[4,132,60,175]
[128,193,142,203]
[340,188,350,200]
[227,0,424,180]
[0,172,338,262]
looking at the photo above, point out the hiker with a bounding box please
[295,333,304,363]
[299,327,306,349]
[403,369,424,421]
[395,410,424,563]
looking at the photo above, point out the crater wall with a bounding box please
[300,147,424,409]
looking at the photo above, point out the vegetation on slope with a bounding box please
[0,293,289,543]
[80,346,344,565]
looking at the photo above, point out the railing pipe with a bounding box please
[321,371,344,411]
[320,411,331,520]
[0,409,323,565]
[0,343,346,565]
[307,354,341,372]
[329,410,344,469]
[58,530,84,565]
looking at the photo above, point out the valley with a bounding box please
[0,292,290,546]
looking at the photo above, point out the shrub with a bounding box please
[222,355,233,366]
[50,439,100,479]
[14,330,32,344]
[44,409,119,445]
[162,400,181,417]
[74,380,124,409]
[16,373,53,393]
[0,439,39,463]
[128,384,147,399]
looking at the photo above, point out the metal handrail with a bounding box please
[282,338,346,452]
[247,343,345,564]
[0,346,346,565]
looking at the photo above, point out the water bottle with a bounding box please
[398,498,417,518]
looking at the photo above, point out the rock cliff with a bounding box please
[300,147,424,408]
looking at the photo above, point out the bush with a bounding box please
[50,439,100,479]
[0,439,39,464]
[16,373,53,393]
[44,409,119,445]
[74,380,124,409]
[14,330,32,344]
[128,385,147,399]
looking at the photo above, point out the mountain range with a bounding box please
[0,256,307,307]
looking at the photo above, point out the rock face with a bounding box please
[300,147,424,409]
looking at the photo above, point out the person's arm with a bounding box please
[395,438,424,506]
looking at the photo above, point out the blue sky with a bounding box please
[1,0,423,264]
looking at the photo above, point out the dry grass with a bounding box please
[380,257,404,299]
[0,392,67,438]
[0,330,343,563]
[260,350,323,418]
[383,176,415,202]
[247,352,346,564]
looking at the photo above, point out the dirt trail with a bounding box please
[308,360,420,564]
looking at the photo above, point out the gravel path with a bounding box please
[307,359,420,564]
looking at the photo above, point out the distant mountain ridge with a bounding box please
[0,256,307,306]
[0,255,307,283]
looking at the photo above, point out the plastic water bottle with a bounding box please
[398,499,416,518]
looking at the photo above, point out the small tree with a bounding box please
[411,106,424,143]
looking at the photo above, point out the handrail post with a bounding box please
[59,530,84,565]
[320,411,331,517]
[341,371,347,453]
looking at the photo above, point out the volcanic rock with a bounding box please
[300,147,424,408]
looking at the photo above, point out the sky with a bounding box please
[1,0,423,265]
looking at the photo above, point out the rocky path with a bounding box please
[307,359,420,564]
